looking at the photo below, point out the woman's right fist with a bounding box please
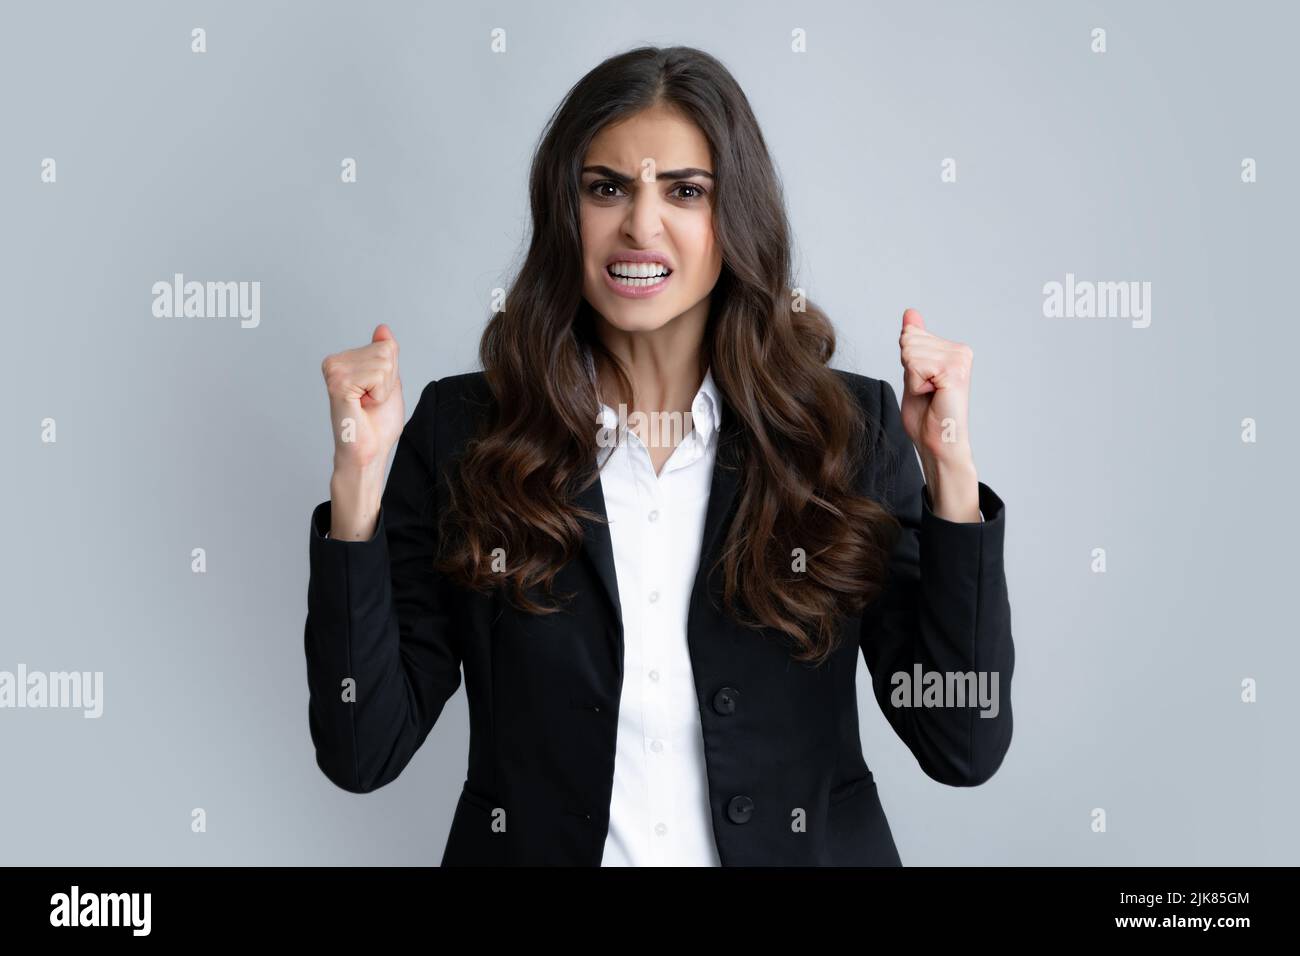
[321,323,406,473]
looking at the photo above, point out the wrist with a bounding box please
[922,457,980,522]
[329,462,386,540]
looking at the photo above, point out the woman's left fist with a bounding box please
[898,308,974,467]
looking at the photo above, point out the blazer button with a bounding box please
[712,686,739,716]
[726,795,754,824]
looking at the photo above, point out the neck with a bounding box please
[592,308,708,419]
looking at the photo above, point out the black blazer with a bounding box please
[304,369,1014,866]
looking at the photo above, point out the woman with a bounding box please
[305,45,1013,866]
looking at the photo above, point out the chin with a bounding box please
[585,291,682,334]
[598,308,678,334]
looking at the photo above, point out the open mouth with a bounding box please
[606,264,673,287]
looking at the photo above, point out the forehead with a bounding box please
[584,104,712,169]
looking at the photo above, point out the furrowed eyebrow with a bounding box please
[581,164,715,184]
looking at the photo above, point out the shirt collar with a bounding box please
[690,366,721,445]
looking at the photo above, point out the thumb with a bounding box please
[900,308,934,395]
[359,324,399,408]
[903,363,934,397]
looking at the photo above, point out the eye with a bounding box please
[588,179,625,200]
[584,180,709,202]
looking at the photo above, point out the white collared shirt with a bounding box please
[589,355,722,867]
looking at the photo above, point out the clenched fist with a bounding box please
[321,323,405,473]
[897,308,982,523]
[320,324,405,541]
[898,308,972,464]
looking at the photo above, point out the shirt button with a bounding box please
[650,739,664,753]
[648,590,659,604]
[648,669,660,682]
[648,509,659,522]
[655,822,667,836]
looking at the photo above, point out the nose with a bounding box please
[622,183,664,246]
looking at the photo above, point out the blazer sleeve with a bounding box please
[858,377,1014,786]
[303,378,463,793]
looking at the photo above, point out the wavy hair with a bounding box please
[435,45,901,664]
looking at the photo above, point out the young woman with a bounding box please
[305,45,1013,866]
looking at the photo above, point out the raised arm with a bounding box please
[305,363,462,793]
[858,375,1014,786]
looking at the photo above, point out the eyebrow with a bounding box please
[581,164,715,185]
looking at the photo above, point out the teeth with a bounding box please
[609,272,669,288]
[608,261,670,278]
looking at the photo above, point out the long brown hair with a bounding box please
[435,45,901,664]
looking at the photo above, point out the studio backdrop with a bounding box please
[2,0,1296,865]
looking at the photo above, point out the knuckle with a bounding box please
[322,357,353,393]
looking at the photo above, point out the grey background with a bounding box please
[1,0,1294,865]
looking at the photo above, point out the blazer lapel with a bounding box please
[572,471,623,627]
[694,411,743,589]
